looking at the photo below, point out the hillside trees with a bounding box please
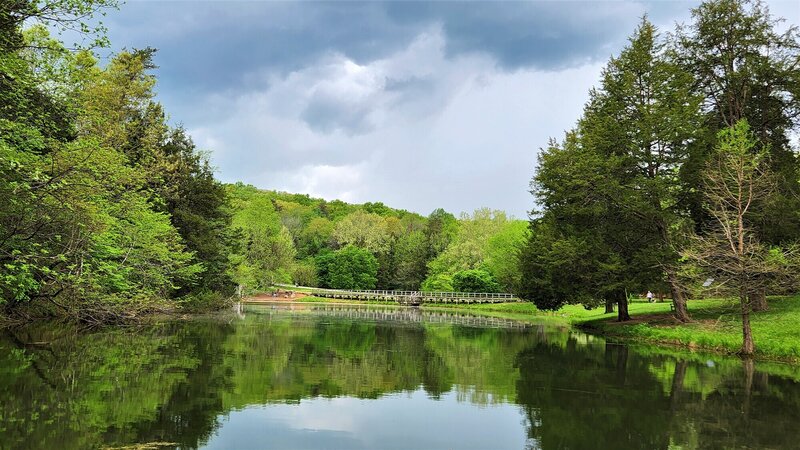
[332,210,390,253]
[224,184,524,293]
[422,208,526,293]
[228,191,296,292]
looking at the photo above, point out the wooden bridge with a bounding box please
[308,288,518,306]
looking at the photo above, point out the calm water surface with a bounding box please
[1,303,799,449]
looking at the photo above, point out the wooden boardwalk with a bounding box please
[308,288,518,306]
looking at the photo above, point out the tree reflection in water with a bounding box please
[0,304,798,449]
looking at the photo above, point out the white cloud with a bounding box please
[191,26,601,217]
[281,163,368,203]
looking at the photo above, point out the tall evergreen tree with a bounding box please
[522,19,702,321]
[579,18,703,321]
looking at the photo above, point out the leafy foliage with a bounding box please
[451,269,500,293]
[225,184,524,293]
[0,3,235,319]
[316,246,378,290]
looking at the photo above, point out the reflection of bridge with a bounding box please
[309,288,518,306]
[247,303,533,329]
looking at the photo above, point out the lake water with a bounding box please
[1,303,799,449]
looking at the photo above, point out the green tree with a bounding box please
[158,128,237,295]
[521,134,639,320]
[315,246,378,290]
[676,0,800,309]
[1,0,118,52]
[578,18,702,321]
[332,210,390,253]
[424,208,458,260]
[484,220,528,293]
[291,259,317,287]
[452,269,500,293]
[392,230,429,290]
[684,121,799,355]
[0,22,200,315]
[230,194,296,291]
[298,217,334,258]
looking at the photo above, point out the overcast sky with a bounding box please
[97,0,799,218]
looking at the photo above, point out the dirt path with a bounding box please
[244,291,311,303]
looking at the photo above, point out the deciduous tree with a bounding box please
[684,120,799,355]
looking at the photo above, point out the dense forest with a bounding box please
[1,0,240,322]
[227,184,527,295]
[519,0,800,353]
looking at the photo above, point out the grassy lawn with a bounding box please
[576,296,800,362]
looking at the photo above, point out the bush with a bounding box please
[452,269,501,293]
[315,246,378,290]
[178,290,234,313]
[421,274,454,292]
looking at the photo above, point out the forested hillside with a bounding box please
[226,183,527,295]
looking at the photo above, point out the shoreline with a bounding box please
[245,295,800,365]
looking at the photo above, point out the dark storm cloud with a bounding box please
[384,1,651,69]
[105,2,415,90]
[103,1,674,130]
[106,1,688,97]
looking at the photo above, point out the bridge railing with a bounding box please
[307,288,517,303]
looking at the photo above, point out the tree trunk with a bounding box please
[616,290,631,322]
[615,344,629,385]
[740,292,755,356]
[667,268,690,322]
[670,360,688,412]
[742,358,755,419]
[749,288,768,312]
[605,298,615,314]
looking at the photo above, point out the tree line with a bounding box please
[227,184,527,295]
[517,0,800,355]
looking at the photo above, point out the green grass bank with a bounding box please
[574,296,800,363]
